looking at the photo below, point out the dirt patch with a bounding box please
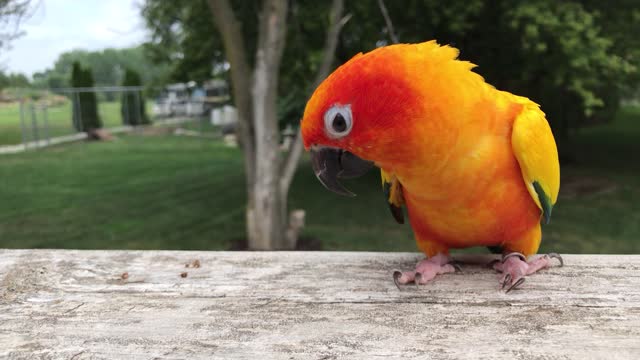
[0,260,49,303]
[87,128,116,141]
[124,126,176,136]
[142,126,176,136]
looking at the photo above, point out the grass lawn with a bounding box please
[174,116,220,134]
[0,136,246,249]
[546,105,640,254]
[0,101,148,145]
[0,106,638,253]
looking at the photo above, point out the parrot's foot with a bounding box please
[393,253,458,289]
[493,252,563,293]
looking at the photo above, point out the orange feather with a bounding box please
[301,41,559,257]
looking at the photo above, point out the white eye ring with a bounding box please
[323,104,353,139]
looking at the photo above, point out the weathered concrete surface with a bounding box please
[0,250,638,359]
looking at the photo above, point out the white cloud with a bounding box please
[2,0,149,76]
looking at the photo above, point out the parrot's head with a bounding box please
[301,43,436,196]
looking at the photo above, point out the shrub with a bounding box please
[120,69,149,125]
[71,62,102,131]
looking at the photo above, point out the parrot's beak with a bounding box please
[310,146,374,197]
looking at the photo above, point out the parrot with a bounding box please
[300,41,562,292]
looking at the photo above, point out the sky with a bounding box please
[2,0,148,76]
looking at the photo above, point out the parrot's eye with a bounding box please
[324,104,353,138]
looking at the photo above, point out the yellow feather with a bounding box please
[511,100,560,217]
[381,169,404,208]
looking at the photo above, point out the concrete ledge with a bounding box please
[0,133,88,154]
[0,117,201,155]
[1,250,638,359]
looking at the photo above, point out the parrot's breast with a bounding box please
[395,94,541,252]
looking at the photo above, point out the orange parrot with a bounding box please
[301,41,562,292]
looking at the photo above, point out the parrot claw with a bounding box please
[392,270,403,290]
[506,277,526,293]
[495,252,564,292]
[501,273,512,289]
[547,253,564,267]
[391,254,455,289]
[450,262,463,273]
[414,272,423,287]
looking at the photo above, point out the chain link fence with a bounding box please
[1,86,227,153]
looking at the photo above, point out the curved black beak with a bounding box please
[310,147,374,196]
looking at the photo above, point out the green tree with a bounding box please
[141,0,339,127]
[0,71,7,89]
[120,68,149,125]
[7,72,29,87]
[339,0,637,157]
[32,70,66,89]
[0,70,29,89]
[203,0,349,249]
[33,46,168,96]
[71,62,102,131]
[504,1,635,146]
[142,0,223,83]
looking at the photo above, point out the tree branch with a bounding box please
[0,0,32,49]
[377,0,398,44]
[280,0,350,195]
[312,0,350,88]
[279,128,304,194]
[207,0,256,190]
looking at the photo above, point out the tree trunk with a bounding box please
[279,0,350,247]
[250,0,289,249]
[208,0,259,246]
[208,3,256,187]
[210,0,348,249]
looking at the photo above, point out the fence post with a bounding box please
[200,104,205,135]
[72,93,77,131]
[42,104,50,146]
[30,103,39,148]
[134,90,141,126]
[123,91,129,127]
[19,100,27,149]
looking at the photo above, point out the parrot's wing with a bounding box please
[511,103,560,224]
[381,169,405,224]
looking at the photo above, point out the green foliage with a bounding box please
[120,68,149,125]
[338,0,638,156]
[0,70,29,89]
[506,1,634,130]
[31,71,65,89]
[141,0,341,128]
[278,1,342,127]
[70,61,102,131]
[139,0,638,154]
[31,46,169,96]
[141,0,225,83]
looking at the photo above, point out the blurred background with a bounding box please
[0,0,638,253]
